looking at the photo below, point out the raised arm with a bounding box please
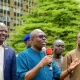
[25,55,53,80]
[60,58,80,80]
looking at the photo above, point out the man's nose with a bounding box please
[2,31,6,35]
[43,37,46,40]
[59,46,63,49]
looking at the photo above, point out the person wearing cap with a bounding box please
[16,34,31,57]
[23,34,31,48]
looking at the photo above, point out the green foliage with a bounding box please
[8,0,80,54]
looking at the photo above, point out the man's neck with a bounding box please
[0,42,3,46]
[53,54,61,59]
[76,46,80,51]
[31,46,41,53]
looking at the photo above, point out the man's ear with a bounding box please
[76,38,78,44]
[31,36,34,42]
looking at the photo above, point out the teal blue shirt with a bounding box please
[17,48,62,80]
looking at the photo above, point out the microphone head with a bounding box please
[46,48,52,55]
[42,47,46,51]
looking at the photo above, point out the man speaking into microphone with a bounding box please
[46,48,53,70]
[17,29,80,80]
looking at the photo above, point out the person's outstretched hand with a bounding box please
[68,58,80,72]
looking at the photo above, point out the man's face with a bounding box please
[24,39,31,48]
[0,26,8,42]
[53,42,65,55]
[32,32,47,51]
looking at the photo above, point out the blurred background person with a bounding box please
[0,23,16,80]
[62,32,80,80]
[16,34,31,57]
[23,33,31,48]
[52,39,65,69]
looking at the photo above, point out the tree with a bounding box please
[8,0,80,54]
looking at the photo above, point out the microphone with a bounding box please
[46,48,52,55]
[42,47,46,54]
[46,48,53,70]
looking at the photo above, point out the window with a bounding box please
[26,5,28,8]
[14,2,17,5]
[29,1,32,7]
[32,2,35,6]
[17,7,21,13]
[20,20,23,25]
[14,8,17,16]
[7,16,11,22]
[7,22,10,26]
[0,9,3,13]
[7,11,10,15]
[0,0,3,2]
[18,2,20,6]
[18,0,22,4]
[3,6,10,11]
[4,21,6,25]
[26,1,29,8]
[0,16,2,21]
[0,5,3,13]
[3,16,7,21]
[17,13,19,16]
[8,0,10,4]
[14,12,16,16]
[14,19,18,24]
[4,10,6,14]
[14,24,16,26]
[20,14,22,16]
[21,3,22,7]
[4,0,7,3]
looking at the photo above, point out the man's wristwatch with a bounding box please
[67,69,72,75]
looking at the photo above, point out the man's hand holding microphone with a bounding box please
[39,48,53,70]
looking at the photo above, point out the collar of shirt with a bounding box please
[0,43,4,47]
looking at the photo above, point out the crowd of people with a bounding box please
[0,22,80,80]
